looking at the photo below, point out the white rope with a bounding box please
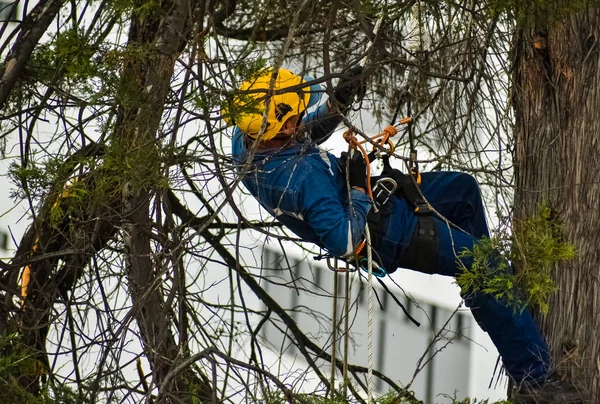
[343,264,350,397]
[360,14,384,400]
[331,265,339,397]
[364,226,374,403]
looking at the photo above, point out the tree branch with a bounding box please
[0,0,67,109]
[167,190,405,396]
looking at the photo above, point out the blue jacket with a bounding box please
[231,103,373,258]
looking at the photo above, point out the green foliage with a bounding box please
[133,0,166,20]
[8,152,93,203]
[9,137,169,226]
[106,44,155,106]
[53,28,98,83]
[0,333,77,403]
[260,389,511,403]
[8,162,50,197]
[0,333,46,380]
[457,204,575,313]
[262,390,420,404]
[48,179,90,227]
[440,391,512,403]
[28,27,99,93]
[105,138,169,194]
[27,43,56,84]
[234,57,268,83]
[27,26,162,106]
[456,237,516,304]
[487,0,600,26]
[511,204,575,311]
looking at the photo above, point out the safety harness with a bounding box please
[329,118,439,278]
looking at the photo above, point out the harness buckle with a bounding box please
[372,177,397,209]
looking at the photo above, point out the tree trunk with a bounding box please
[116,0,215,401]
[513,9,600,398]
[6,163,118,395]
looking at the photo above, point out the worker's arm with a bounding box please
[298,170,371,257]
[302,67,364,145]
[302,102,342,144]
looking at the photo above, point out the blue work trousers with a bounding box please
[395,171,550,385]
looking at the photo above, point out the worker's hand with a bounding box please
[340,150,368,191]
[331,66,366,111]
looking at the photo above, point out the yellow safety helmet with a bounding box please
[223,68,311,141]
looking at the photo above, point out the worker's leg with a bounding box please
[394,170,550,384]
[432,222,550,384]
[418,171,489,238]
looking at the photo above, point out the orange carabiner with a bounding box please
[409,149,421,185]
[359,125,398,155]
[410,165,422,185]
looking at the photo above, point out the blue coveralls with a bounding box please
[231,102,550,385]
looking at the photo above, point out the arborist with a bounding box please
[225,66,585,403]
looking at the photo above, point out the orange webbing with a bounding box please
[21,266,30,303]
[354,239,366,256]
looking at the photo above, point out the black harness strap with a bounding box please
[378,155,439,274]
[397,205,438,274]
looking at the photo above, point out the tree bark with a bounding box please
[513,9,600,398]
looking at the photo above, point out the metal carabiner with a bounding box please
[358,257,387,278]
[409,150,421,185]
[374,136,395,155]
[327,257,357,273]
[327,256,338,271]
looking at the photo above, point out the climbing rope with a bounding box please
[364,226,374,403]
[342,119,411,206]
[342,130,375,201]
[328,109,416,402]
[357,18,387,397]
[330,269,339,398]
[329,261,352,400]
[343,266,350,396]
